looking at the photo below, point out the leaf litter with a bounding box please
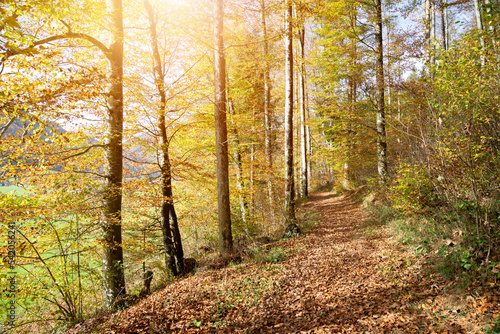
[68,192,499,333]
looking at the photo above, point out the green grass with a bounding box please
[249,245,289,265]
[298,211,321,233]
[0,185,28,195]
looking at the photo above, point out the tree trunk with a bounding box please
[344,12,357,189]
[344,81,355,189]
[261,0,274,220]
[424,0,431,74]
[441,0,448,50]
[483,0,496,35]
[430,0,436,68]
[169,206,184,273]
[306,112,312,187]
[375,0,388,182]
[284,1,297,226]
[102,0,126,309]
[144,0,184,276]
[227,96,247,223]
[299,26,308,198]
[473,0,487,65]
[384,7,391,107]
[473,0,485,33]
[214,0,233,255]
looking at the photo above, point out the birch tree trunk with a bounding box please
[102,0,126,309]
[441,0,448,50]
[227,96,247,223]
[144,0,184,277]
[214,0,233,255]
[474,0,485,33]
[473,0,487,65]
[483,0,497,35]
[375,0,388,182]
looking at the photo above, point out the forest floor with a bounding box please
[69,191,500,333]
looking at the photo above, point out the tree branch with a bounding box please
[3,32,111,62]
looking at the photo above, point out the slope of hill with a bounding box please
[67,192,500,333]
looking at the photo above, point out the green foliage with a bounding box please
[485,317,500,334]
[384,28,500,284]
[230,211,260,241]
[250,246,288,265]
[192,319,202,327]
[389,163,440,214]
[297,211,321,233]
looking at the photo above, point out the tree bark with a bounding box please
[424,0,431,74]
[430,0,436,68]
[227,95,247,223]
[473,0,485,33]
[102,0,126,309]
[299,26,308,198]
[473,0,487,65]
[144,0,184,276]
[261,0,274,220]
[344,12,358,189]
[441,0,448,50]
[375,0,388,183]
[483,0,496,35]
[306,111,312,187]
[284,1,296,224]
[214,0,233,255]
[169,206,183,273]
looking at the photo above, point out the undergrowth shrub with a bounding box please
[365,183,500,285]
[389,163,440,214]
[296,210,320,233]
[249,245,288,264]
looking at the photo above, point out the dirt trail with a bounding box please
[71,192,496,333]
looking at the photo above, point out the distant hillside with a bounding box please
[0,116,158,179]
[0,116,66,174]
[0,116,65,140]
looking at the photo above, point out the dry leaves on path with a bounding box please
[68,191,499,333]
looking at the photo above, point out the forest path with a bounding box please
[73,191,494,333]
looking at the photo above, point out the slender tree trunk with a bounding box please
[483,0,498,56]
[473,0,486,65]
[102,0,126,309]
[474,0,485,33]
[344,12,357,189]
[375,0,388,182]
[483,0,496,35]
[250,108,256,214]
[214,0,232,255]
[441,0,448,50]
[306,110,312,187]
[344,78,356,189]
[144,0,184,276]
[261,0,274,220]
[227,96,247,223]
[299,26,308,198]
[384,7,391,107]
[424,0,431,74]
[430,0,436,68]
[284,1,297,228]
